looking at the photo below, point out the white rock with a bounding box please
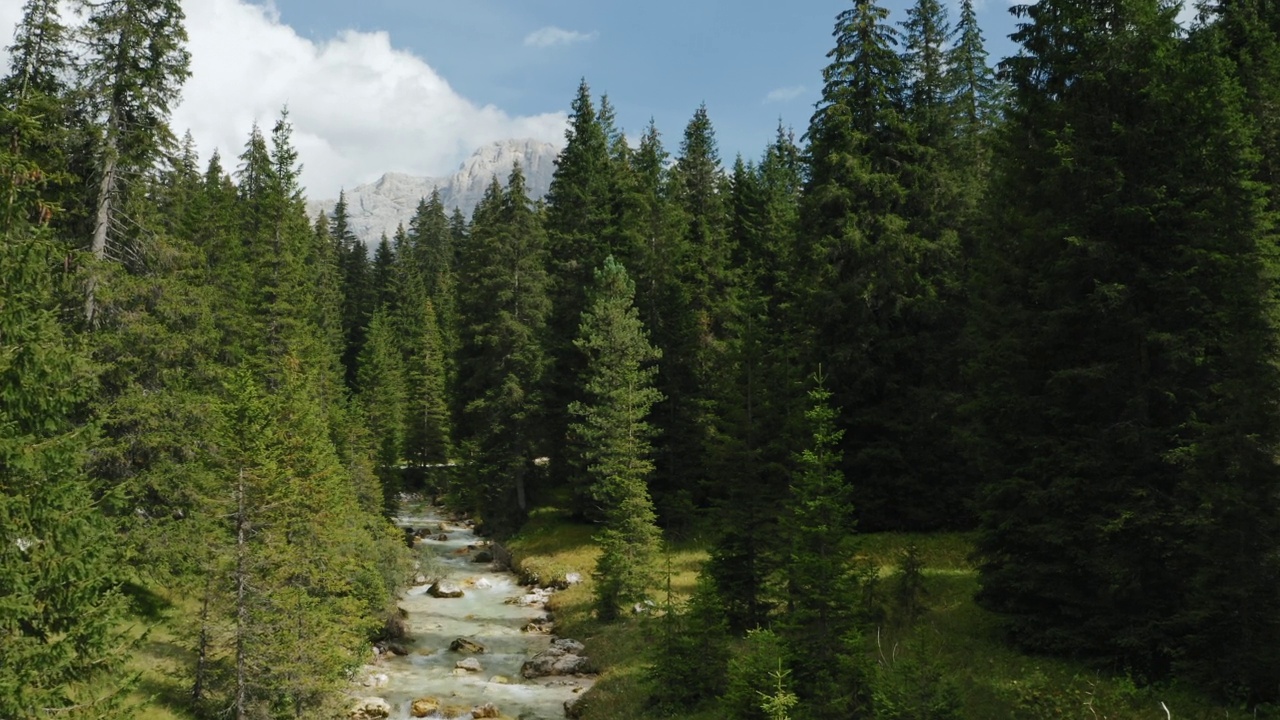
[307,139,561,243]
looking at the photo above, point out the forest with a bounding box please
[4,0,1280,717]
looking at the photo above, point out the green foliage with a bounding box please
[759,665,799,720]
[778,380,870,718]
[872,655,962,720]
[970,0,1280,700]
[358,308,407,509]
[569,257,665,619]
[455,166,551,534]
[0,228,134,718]
[646,568,730,713]
[801,0,971,532]
[890,544,928,628]
[724,629,792,720]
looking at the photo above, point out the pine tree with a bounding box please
[542,81,618,516]
[0,138,133,714]
[969,0,1280,697]
[641,105,733,533]
[0,0,79,235]
[455,167,551,534]
[802,0,969,531]
[77,0,190,326]
[371,233,395,311]
[358,308,407,511]
[1212,0,1280,216]
[569,256,665,620]
[706,129,809,633]
[779,379,867,719]
[331,191,371,388]
[945,0,1001,202]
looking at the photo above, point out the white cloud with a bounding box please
[523,26,597,48]
[175,0,568,198]
[0,1,568,199]
[764,85,806,104]
[0,3,26,71]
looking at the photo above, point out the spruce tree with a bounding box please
[779,380,867,719]
[77,0,190,325]
[543,80,617,516]
[331,192,371,389]
[455,167,551,534]
[802,0,969,531]
[358,308,408,510]
[970,0,1280,698]
[569,257,664,620]
[0,122,133,713]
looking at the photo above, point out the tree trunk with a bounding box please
[85,121,118,326]
[234,468,248,720]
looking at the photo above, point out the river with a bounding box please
[355,503,591,720]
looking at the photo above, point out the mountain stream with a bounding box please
[353,503,592,720]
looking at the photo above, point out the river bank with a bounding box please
[349,503,594,720]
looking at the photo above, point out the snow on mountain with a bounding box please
[307,138,561,242]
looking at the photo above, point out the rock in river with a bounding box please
[429,580,465,598]
[520,638,592,678]
[449,637,486,654]
[349,697,391,719]
[409,696,438,717]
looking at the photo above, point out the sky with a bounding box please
[0,0,1024,199]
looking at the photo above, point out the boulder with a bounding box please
[361,672,389,688]
[472,550,494,563]
[564,571,583,586]
[350,697,391,719]
[473,577,492,589]
[520,638,592,678]
[489,675,511,684]
[564,695,585,719]
[522,619,552,634]
[471,702,501,718]
[552,638,585,653]
[381,641,410,656]
[450,637,485,654]
[436,533,450,541]
[456,657,483,672]
[410,697,439,718]
[429,581,465,598]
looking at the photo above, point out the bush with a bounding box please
[724,629,791,720]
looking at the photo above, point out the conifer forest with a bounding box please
[6,0,1280,718]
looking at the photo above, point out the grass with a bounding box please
[120,592,199,720]
[505,506,1270,720]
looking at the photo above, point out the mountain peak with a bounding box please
[308,138,563,242]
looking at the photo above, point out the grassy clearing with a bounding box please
[121,592,197,720]
[507,506,1262,720]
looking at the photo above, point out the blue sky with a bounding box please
[253,0,1022,167]
[0,0,1023,197]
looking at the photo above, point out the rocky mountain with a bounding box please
[308,138,561,242]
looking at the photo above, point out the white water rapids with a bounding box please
[358,503,591,720]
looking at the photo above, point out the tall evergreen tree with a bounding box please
[0,157,134,719]
[331,192,370,388]
[77,0,190,325]
[970,0,1280,698]
[543,80,617,515]
[455,167,551,534]
[358,308,407,510]
[945,0,1001,199]
[706,130,808,633]
[779,380,867,719]
[802,0,969,531]
[569,257,664,620]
